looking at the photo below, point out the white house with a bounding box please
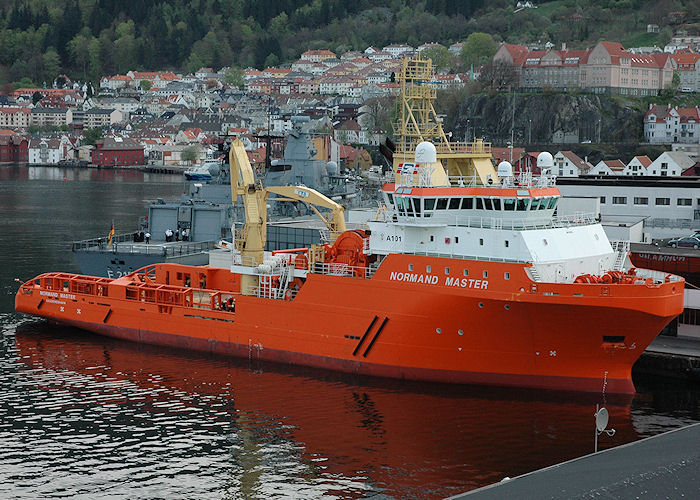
[622,155,652,176]
[644,104,700,143]
[553,151,592,177]
[589,159,626,175]
[647,151,695,176]
[28,137,70,164]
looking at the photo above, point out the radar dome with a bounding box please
[497,161,513,178]
[326,161,339,175]
[537,152,554,169]
[414,142,437,163]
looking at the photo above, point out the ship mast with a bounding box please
[391,57,498,186]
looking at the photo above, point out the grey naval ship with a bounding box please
[73,117,364,278]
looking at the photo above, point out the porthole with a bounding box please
[436,328,442,334]
[504,304,511,310]
[478,302,484,308]
[458,329,464,336]
[504,272,510,280]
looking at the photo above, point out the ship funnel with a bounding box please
[497,161,513,178]
[415,142,437,164]
[537,152,554,170]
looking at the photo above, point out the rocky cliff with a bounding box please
[451,94,644,146]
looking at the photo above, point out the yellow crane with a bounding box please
[228,137,346,285]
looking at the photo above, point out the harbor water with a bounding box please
[1,165,699,499]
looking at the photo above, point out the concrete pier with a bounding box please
[450,423,700,499]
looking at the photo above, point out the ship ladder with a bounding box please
[276,264,293,300]
[528,266,542,282]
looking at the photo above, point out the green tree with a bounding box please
[461,32,498,68]
[421,45,450,72]
[225,65,244,88]
[182,145,200,164]
[83,127,104,146]
[139,80,152,91]
[42,47,61,83]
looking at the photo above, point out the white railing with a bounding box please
[312,262,376,279]
[634,268,684,284]
[610,240,631,272]
[388,212,598,231]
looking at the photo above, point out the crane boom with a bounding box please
[264,185,346,241]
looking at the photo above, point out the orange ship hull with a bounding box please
[15,254,684,394]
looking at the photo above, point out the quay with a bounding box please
[450,423,700,499]
[634,333,700,381]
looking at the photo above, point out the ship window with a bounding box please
[430,235,434,242]
[406,198,414,214]
[455,237,459,243]
[408,264,413,271]
[387,193,394,204]
[504,272,510,280]
[412,198,422,214]
[461,198,473,209]
[538,198,547,210]
[484,198,493,210]
[483,270,488,278]
[505,240,509,247]
[463,269,469,276]
[600,196,606,204]
[492,198,501,210]
[437,198,448,210]
[476,198,484,209]
[517,199,529,210]
[479,238,484,245]
[504,198,516,210]
[530,198,540,210]
[449,198,460,209]
[424,198,436,210]
[445,267,450,275]
[426,265,431,273]
[548,197,557,209]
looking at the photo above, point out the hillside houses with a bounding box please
[494,41,674,95]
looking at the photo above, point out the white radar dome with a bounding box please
[414,142,437,163]
[537,152,554,169]
[497,161,513,178]
[326,161,338,175]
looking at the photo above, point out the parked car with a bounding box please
[668,236,700,249]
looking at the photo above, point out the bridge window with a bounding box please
[548,197,557,209]
[461,198,473,209]
[437,198,448,210]
[449,198,460,209]
[476,198,484,209]
[539,198,547,210]
[484,198,493,210]
[492,198,501,210]
[424,198,435,210]
[412,198,422,215]
[530,198,540,210]
[517,199,529,210]
[387,193,394,205]
[504,198,516,211]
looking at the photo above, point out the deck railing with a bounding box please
[72,235,217,257]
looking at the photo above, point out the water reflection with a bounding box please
[4,319,645,499]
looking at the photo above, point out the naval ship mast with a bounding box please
[391,57,498,185]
